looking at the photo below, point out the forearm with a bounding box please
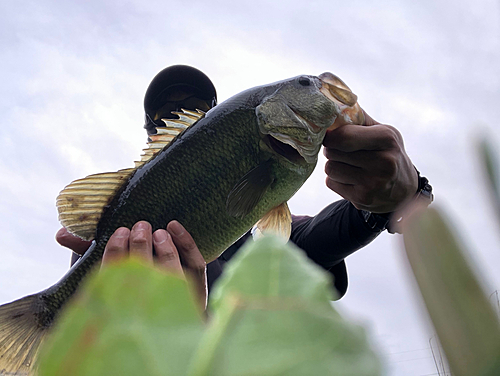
[290,200,382,269]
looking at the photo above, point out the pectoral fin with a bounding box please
[226,160,274,219]
[252,202,292,240]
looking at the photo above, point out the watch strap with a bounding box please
[361,170,433,234]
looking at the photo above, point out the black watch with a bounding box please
[361,171,433,234]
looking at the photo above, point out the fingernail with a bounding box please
[153,230,168,244]
[133,221,150,231]
[115,227,129,238]
[168,221,184,236]
[55,227,68,239]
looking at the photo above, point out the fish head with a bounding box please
[256,73,363,165]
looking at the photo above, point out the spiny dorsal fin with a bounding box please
[135,108,205,167]
[57,168,136,240]
[58,109,206,239]
[252,202,292,240]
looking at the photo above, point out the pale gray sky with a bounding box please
[1,1,499,374]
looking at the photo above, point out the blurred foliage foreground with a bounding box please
[37,237,382,376]
[37,141,500,376]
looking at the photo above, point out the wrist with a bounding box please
[361,170,433,234]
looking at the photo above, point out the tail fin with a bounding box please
[0,294,49,375]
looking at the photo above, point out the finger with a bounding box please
[167,221,205,269]
[324,178,369,210]
[323,124,400,152]
[102,227,130,266]
[56,227,93,256]
[323,148,382,169]
[152,229,183,274]
[326,176,388,212]
[324,160,364,185]
[128,221,154,263]
[167,220,207,307]
[325,177,355,201]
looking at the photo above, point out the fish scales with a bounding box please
[101,109,278,259]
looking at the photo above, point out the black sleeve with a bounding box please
[290,199,383,298]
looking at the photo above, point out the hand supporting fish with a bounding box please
[0,73,365,375]
[57,220,208,310]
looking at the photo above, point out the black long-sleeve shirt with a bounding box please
[206,200,383,299]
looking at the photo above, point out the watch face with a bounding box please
[418,183,433,204]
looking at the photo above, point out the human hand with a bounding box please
[56,227,92,256]
[323,110,418,213]
[56,221,208,310]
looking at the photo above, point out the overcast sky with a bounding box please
[1,1,499,375]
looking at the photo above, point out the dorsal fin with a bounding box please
[135,108,205,168]
[57,169,136,240]
[57,109,205,240]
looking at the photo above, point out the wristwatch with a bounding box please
[361,170,433,234]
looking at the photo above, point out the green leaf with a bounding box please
[478,137,500,221]
[209,236,337,312]
[37,260,205,376]
[190,298,382,376]
[403,207,500,376]
[190,236,382,376]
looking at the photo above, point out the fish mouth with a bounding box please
[318,72,365,128]
[263,106,326,164]
[290,108,322,134]
[265,135,304,163]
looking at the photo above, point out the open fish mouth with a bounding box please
[265,135,304,163]
[266,128,322,164]
[263,105,328,164]
[268,105,328,164]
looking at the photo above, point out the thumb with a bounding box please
[56,227,92,255]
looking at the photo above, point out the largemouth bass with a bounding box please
[0,72,363,375]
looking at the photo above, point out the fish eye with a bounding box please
[298,76,311,86]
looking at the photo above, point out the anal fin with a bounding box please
[252,202,292,240]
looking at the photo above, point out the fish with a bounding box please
[0,72,363,375]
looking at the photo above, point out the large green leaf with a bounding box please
[403,207,500,376]
[190,236,382,376]
[189,297,382,376]
[209,236,337,311]
[37,260,205,376]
